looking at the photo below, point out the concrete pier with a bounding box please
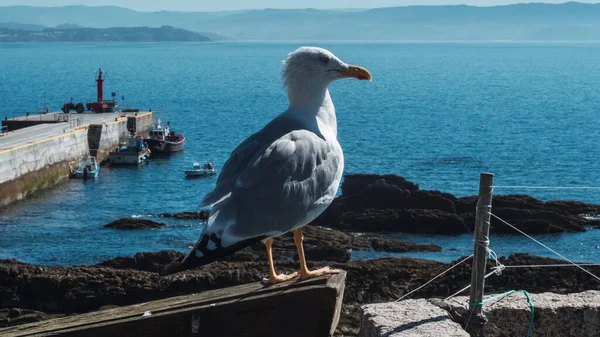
[0,111,154,207]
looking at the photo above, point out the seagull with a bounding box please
[162,46,372,284]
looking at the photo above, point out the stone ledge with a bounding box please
[359,291,600,337]
[450,290,600,337]
[358,299,469,337]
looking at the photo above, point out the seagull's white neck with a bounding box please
[286,79,338,138]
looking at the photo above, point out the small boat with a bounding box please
[184,161,217,178]
[145,117,185,154]
[109,134,150,165]
[73,156,100,179]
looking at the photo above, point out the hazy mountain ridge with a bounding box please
[0,25,211,42]
[0,22,46,31]
[1,2,600,40]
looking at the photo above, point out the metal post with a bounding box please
[466,172,494,336]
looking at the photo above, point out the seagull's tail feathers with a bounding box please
[159,232,265,276]
[160,200,265,276]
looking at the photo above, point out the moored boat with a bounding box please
[109,134,150,165]
[145,117,185,153]
[184,161,217,178]
[73,155,100,179]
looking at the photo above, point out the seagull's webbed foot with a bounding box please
[262,237,299,285]
[261,271,299,285]
[294,228,342,280]
[299,266,340,280]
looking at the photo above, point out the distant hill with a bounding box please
[55,23,82,29]
[0,26,211,42]
[0,22,46,31]
[1,3,600,40]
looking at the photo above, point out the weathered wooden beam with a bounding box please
[467,172,494,336]
[0,271,346,337]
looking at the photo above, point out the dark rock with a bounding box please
[157,211,210,220]
[2,252,600,336]
[269,225,370,262]
[293,246,350,263]
[315,175,600,236]
[490,208,588,234]
[456,195,545,214]
[544,200,600,215]
[98,226,365,268]
[220,250,259,262]
[339,179,412,211]
[341,174,418,197]
[103,218,166,230]
[335,209,468,234]
[371,238,442,253]
[407,190,457,213]
[97,250,184,273]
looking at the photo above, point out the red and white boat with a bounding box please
[145,117,185,153]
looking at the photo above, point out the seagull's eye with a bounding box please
[319,56,329,64]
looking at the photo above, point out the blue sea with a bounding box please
[1,42,600,266]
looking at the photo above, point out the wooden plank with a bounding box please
[0,271,346,337]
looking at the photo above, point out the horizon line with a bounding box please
[0,1,597,14]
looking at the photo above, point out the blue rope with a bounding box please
[468,290,534,337]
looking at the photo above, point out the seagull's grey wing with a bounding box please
[200,113,301,207]
[211,129,343,246]
[200,134,263,207]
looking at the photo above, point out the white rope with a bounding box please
[505,264,600,268]
[493,185,600,190]
[396,255,473,302]
[444,269,498,302]
[444,247,505,301]
[491,213,600,282]
[486,247,506,275]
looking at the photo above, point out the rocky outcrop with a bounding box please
[340,174,419,197]
[2,253,600,336]
[313,174,599,235]
[103,219,166,230]
[97,250,183,273]
[370,238,442,253]
[156,211,210,220]
[96,226,432,268]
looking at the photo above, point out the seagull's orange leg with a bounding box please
[261,238,298,285]
[294,228,340,280]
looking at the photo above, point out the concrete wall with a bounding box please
[0,111,154,206]
[130,111,154,137]
[94,118,128,163]
[0,128,89,206]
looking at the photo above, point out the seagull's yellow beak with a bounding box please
[339,64,372,81]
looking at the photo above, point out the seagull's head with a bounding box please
[282,46,372,90]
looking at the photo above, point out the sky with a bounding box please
[0,0,599,12]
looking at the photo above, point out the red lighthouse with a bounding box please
[85,68,118,113]
[96,68,104,103]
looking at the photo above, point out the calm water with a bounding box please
[1,42,600,266]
